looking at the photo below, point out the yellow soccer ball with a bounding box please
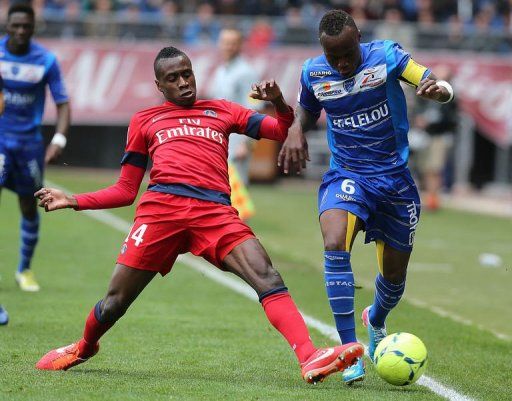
[374,332,428,386]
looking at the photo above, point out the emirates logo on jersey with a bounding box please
[154,118,225,145]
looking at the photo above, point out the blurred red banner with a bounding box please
[42,40,511,146]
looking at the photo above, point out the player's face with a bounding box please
[155,55,197,107]
[320,26,362,77]
[6,12,34,49]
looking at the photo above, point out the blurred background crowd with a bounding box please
[0,0,510,52]
[0,0,509,210]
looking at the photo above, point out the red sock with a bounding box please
[261,292,316,364]
[78,303,114,357]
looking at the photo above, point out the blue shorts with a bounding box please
[0,134,44,196]
[318,168,421,252]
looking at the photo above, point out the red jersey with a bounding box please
[75,99,292,210]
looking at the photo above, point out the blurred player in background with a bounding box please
[208,28,260,221]
[0,4,71,292]
[34,47,364,383]
[279,10,454,384]
[0,72,8,325]
[414,66,458,211]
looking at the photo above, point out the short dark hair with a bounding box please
[154,46,188,77]
[318,10,357,37]
[8,3,35,20]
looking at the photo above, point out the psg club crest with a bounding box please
[343,78,355,93]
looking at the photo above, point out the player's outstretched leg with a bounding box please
[36,340,100,371]
[223,239,364,383]
[261,290,364,383]
[36,264,156,370]
[36,300,111,370]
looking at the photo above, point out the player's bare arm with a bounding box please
[35,187,77,212]
[45,101,71,164]
[416,73,453,103]
[278,105,318,174]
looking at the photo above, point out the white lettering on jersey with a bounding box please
[3,89,36,107]
[155,118,225,145]
[0,61,45,83]
[332,100,390,131]
[312,64,387,101]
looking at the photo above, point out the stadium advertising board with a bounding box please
[43,40,511,146]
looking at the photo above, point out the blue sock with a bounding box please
[18,214,40,273]
[369,273,405,328]
[324,250,357,344]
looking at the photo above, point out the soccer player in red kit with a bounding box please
[34,47,363,383]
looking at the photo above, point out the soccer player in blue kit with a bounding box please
[0,4,71,292]
[278,10,454,384]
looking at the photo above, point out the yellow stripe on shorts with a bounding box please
[345,212,358,252]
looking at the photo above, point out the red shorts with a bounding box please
[117,191,255,275]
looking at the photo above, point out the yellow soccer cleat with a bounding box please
[15,270,40,292]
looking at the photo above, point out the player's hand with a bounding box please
[34,187,78,212]
[45,144,63,164]
[278,124,309,175]
[416,78,444,101]
[250,80,283,102]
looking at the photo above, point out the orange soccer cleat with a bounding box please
[35,340,99,371]
[300,342,364,384]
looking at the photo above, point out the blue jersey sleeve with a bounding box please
[298,62,322,119]
[390,42,410,77]
[46,57,69,104]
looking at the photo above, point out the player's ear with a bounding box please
[155,79,163,94]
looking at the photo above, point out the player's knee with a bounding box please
[254,263,284,292]
[101,295,129,323]
[323,236,347,251]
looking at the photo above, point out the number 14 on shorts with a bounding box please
[125,224,148,246]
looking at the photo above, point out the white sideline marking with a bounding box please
[45,180,476,400]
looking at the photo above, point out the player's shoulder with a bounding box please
[131,103,170,125]
[29,40,57,60]
[367,39,408,55]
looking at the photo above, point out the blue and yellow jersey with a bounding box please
[0,36,68,136]
[299,40,430,176]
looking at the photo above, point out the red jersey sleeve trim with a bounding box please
[74,164,145,210]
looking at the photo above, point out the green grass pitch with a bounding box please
[0,168,510,400]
